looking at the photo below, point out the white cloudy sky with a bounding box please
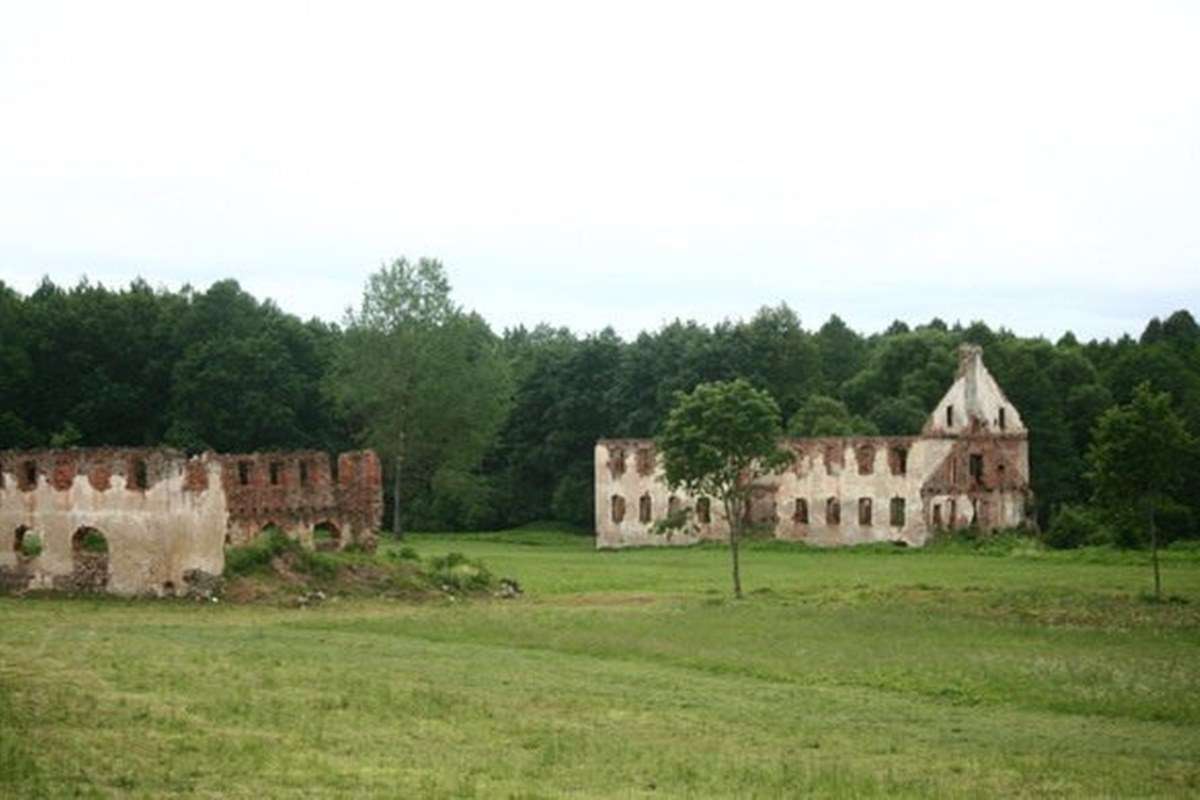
[1,1,1197,341]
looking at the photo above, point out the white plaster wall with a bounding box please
[0,458,227,595]
[925,347,1026,436]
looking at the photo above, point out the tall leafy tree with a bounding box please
[328,258,511,535]
[657,379,791,598]
[1088,382,1197,599]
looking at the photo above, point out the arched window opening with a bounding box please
[610,495,626,523]
[70,526,110,592]
[890,447,908,476]
[667,496,681,518]
[826,497,841,525]
[13,525,41,558]
[793,498,809,524]
[314,521,341,551]
[72,527,109,555]
[998,407,1007,430]
[946,405,954,427]
[858,498,873,526]
[696,497,711,524]
[890,497,906,527]
[639,493,652,523]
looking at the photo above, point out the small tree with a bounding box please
[1087,382,1197,599]
[657,379,792,598]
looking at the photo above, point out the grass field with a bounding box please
[3,528,1200,798]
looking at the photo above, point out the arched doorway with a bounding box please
[70,526,110,592]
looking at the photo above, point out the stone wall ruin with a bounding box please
[0,448,382,596]
[595,345,1033,548]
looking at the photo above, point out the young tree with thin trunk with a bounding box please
[1087,381,1196,600]
[657,379,792,598]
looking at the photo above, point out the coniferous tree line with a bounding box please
[1,273,1198,546]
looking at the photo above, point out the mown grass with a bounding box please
[2,527,1199,798]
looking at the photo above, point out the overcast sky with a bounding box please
[2,1,1197,342]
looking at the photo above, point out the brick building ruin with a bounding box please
[0,448,382,595]
[595,345,1032,548]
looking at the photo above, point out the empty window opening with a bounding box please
[793,498,809,524]
[856,445,875,475]
[826,497,841,525]
[299,461,310,487]
[859,498,873,526]
[269,461,283,486]
[890,497,906,527]
[933,504,943,527]
[667,495,681,517]
[611,495,626,523]
[969,454,984,482]
[696,497,711,524]
[238,461,251,486]
[131,459,148,490]
[998,407,1007,430]
[636,448,655,476]
[608,447,626,478]
[948,499,958,528]
[21,461,37,490]
[946,405,954,427]
[314,521,341,550]
[891,447,908,475]
[72,527,109,555]
[13,525,33,556]
[639,493,652,523]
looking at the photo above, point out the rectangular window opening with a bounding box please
[998,407,1007,430]
[890,497,906,527]
[970,454,984,482]
[269,461,283,486]
[299,461,309,487]
[697,497,711,524]
[946,405,954,427]
[22,461,36,489]
[132,459,148,490]
[238,461,251,486]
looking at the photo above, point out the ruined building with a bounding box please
[0,448,382,595]
[595,345,1032,548]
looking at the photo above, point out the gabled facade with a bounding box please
[594,345,1032,548]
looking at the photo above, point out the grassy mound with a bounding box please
[221,530,513,605]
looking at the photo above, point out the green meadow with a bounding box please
[3,529,1200,798]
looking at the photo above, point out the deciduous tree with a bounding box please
[657,379,791,597]
[1087,382,1197,599]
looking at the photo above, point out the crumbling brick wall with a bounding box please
[0,447,384,596]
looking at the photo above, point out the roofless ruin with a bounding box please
[595,345,1033,547]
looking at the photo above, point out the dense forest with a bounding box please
[2,270,1198,546]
